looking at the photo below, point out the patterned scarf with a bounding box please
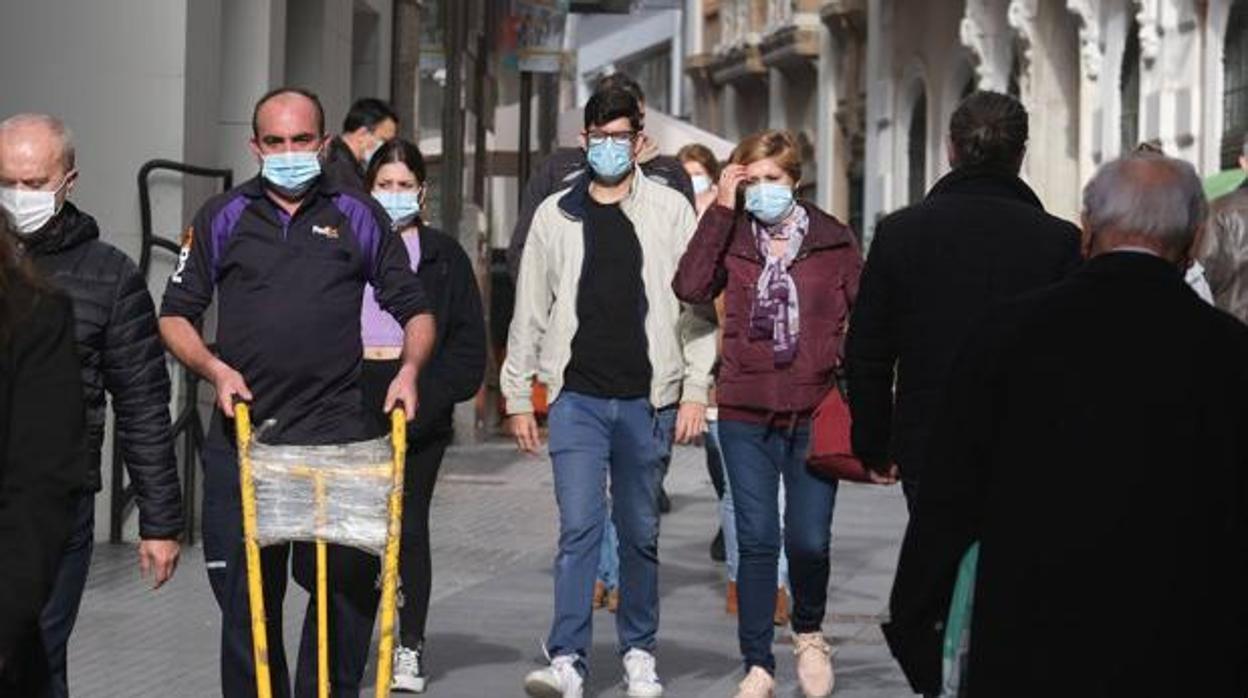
[749,205,807,366]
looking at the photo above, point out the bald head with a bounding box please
[251,87,325,140]
[1081,153,1206,261]
[0,114,76,190]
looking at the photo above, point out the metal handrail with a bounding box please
[109,159,232,545]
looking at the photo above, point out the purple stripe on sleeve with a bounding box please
[333,193,381,276]
[210,196,249,279]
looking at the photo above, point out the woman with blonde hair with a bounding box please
[673,130,861,698]
[678,142,795,625]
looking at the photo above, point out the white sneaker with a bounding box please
[524,655,583,698]
[390,644,427,693]
[622,648,664,697]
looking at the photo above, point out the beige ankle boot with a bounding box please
[793,632,834,697]
[734,666,775,698]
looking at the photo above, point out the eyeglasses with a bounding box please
[586,131,636,147]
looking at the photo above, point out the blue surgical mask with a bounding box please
[745,182,796,225]
[691,174,712,195]
[373,190,421,228]
[586,139,634,183]
[261,151,321,198]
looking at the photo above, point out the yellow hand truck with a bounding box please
[235,403,408,698]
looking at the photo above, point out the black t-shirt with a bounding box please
[563,199,652,399]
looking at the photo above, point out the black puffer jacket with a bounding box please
[22,203,182,539]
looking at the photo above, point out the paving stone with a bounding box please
[69,440,912,696]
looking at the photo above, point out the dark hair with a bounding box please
[948,91,1028,171]
[343,98,399,133]
[677,143,721,180]
[364,138,427,189]
[252,86,325,137]
[593,73,644,106]
[584,86,642,132]
[0,215,45,346]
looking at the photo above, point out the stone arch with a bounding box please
[907,90,928,204]
[1120,14,1141,153]
[1222,0,1248,167]
[1203,0,1241,171]
[896,61,930,207]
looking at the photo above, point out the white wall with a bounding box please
[0,0,193,263]
[0,0,201,540]
[217,0,287,191]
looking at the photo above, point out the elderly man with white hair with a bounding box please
[0,113,182,698]
[883,152,1248,697]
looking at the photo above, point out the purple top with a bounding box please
[362,228,421,348]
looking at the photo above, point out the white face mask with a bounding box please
[0,175,69,235]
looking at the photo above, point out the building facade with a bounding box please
[0,0,397,539]
[685,0,1248,242]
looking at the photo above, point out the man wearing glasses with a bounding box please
[503,86,715,698]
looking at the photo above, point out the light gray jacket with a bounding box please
[502,167,717,414]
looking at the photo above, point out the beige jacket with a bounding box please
[1199,183,1248,325]
[502,167,717,414]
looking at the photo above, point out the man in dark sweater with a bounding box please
[0,113,183,698]
[323,97,399,191]
[845,92,1082,512]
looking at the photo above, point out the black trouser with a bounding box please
[360,359,452,648]
[902,478,921,517]
[396,433,450,647]
[201,441,380,698]
[39,493,94,698]
[1,625,50,697]
[705,428,726,500]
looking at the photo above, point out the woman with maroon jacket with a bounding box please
[673,130,861,698]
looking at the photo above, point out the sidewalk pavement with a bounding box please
[69,439,912,697]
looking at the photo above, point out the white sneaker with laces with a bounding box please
[390,644,427,693]
[622,648,664,697]
[524,655,583,698]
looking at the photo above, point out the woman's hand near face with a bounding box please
[717,164,748,209]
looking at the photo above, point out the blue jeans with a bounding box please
[597,514,620,590]
[40,493,95,698]
[718,420,838,674]
[712,419,789,587]
[546,392,673,666]
[597,408,677,590]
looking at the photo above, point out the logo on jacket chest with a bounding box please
[312,224,340,240]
